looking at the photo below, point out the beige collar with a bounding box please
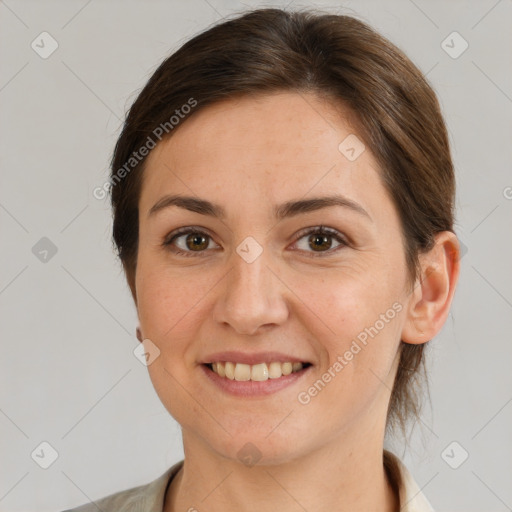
[384,450,436,511]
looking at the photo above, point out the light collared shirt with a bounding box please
[62,450,435,512]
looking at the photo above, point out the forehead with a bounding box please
[140,92,386,218]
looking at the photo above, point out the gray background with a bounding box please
[0,0,511,510]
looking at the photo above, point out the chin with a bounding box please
[207,429,311,468]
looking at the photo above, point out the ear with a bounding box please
[401,231,461,345]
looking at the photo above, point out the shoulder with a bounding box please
[60,460,184,512]
[384,450,436,512]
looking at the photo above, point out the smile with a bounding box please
[208,361,311,381]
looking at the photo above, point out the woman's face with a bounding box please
[135,92,413,463]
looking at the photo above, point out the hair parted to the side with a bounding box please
[109,7,455,440]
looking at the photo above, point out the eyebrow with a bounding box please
[148,194,372,221]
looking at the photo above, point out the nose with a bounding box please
[212,243,289,336]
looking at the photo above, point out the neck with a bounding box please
[164,425,399,512]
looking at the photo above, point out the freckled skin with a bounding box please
[133,92,460,512]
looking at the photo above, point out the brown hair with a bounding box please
[109,7,455,438]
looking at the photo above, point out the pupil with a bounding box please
[188,234,206,250]
[311,234,330,251]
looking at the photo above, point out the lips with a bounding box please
[199,351,314,394]
[200,360,312,397]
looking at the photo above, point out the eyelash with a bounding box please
[162,225,348,258]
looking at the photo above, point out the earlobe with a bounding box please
[401,231,461,345]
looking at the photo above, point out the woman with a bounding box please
[64,7,460,512]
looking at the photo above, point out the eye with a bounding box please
[292,225,348,257]
[163,227,218,257]
[162,225,348,258]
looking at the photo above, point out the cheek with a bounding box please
[299,282,402,425]
[136,259,195,327]
[292,270,387,336]
[136,263,219,364]
[299,272,403,378]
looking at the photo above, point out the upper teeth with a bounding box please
[211,361,305,381]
